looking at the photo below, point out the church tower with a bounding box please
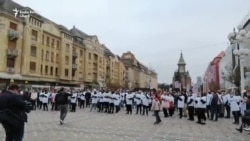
[178,52,186,73]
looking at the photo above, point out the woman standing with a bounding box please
[151,92,161,125]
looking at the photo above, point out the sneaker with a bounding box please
[243,126,250,131]
[60,120,63,125]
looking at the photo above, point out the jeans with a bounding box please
[233,111,240,123]
[188,106,194,120]
[210,106,218,121]
[154,111,161,123]
[90,103,97,111]
[3,122,24,141]
[59,104,68,121]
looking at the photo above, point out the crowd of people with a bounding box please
[1,84,250,141]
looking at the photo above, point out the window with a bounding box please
[55,67,58,76]
[30,46,37,56]
[40,65,43,74]
[51,52,54,62]
[31,30,38,41]
[41,49,44,60]
[7,58,15,68]
[46,37,50,46]
[65,56,69,65]
[56,41,60,49]
[80,50,83,57]
[65,69,69,77]
[45,65,48,74]
[66,44,70,52]
[50,67,53,75]
[56,54,59,63]
[42,35,44,45]
[8,40,16,49]
[9,22,17,30]
[29,62,36,71]
[46,51,49,61]
[88,53,91,59]
[51,39,54,47]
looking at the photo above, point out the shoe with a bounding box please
[60,120,63,125]
[235,128,242,133]
[243,127,250,131]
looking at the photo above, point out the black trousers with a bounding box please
[71,103,76,112]
[115,105,120,113]
[206,105,211,118]
[103,102,109,112]
[225,104,231,118]
[79,100,85,109]
[31,100,36,110]
[154,111,161,123]
[188,106,194,120]
[2,123,24,141]
[233,111,240,123]
[178,108,183,118]
[86,99,91,107]
[43,103,48,111]
[126,104,132,114]
[148,103,152,111]
[109,103,114,113]
[51,102,57,111]
[162,108,169,117]
[197,108,206,123]
[136,104,142,114]
[169,107,175,116]
[142,105,149,115]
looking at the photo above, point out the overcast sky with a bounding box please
[13,0,250,83]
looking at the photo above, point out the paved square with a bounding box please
[0,108,249,141]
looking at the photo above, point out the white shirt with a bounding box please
[126,94,134,105]
[222,94,230,105]
[80,92,85,100]
[177,95,185,108]
[187,95,195,107]
[42,93,50,104]
[229,95,240,112]
[98,93,104,102]
[71,93,78,103]
[135,93,142,104]
[206,93,212,105]
[91,93,98,104]
[113,94,121,106]
[141,94,149,106]
[200,96,207,108]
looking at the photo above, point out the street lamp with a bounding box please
[229,26,250,95]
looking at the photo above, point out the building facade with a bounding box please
[121,51,158,89]
[204,51,225,92]
[0,0,127,88]
[172,53,192,91]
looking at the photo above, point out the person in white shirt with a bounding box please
[168,93,175,116]
[98,91,104,112]
[177,92,185,118]
[223,90,231,118]
[103,91,110,113]
[109,91,115,113]
[141,92,149,116]
[206,91,212,119]
[229,93,241,124]
[70,91,78,112]
[90,91,98,112]
[42,90,50,111]
[79,91,85,109]
[161,91,169,117]
[135,91,142,115]
[126,92,134,115]
[187,91,195,121]
[113,92,121,113]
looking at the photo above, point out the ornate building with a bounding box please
[172,52,192,91]
[121,51,158,89]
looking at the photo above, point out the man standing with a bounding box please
[187,92,195,121]
[55,88,71,125]
[0,84,30,141]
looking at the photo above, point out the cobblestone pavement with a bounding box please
[0,107,249,141]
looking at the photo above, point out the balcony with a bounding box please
[72,64,77,70]
[72,52,78,59]
[6,67,15,74]
[8,29,19,40]
[6,48,18,58]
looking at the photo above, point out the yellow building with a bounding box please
[121,51,158,89]
[0,0,126,88]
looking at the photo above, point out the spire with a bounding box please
[178,51,186,65]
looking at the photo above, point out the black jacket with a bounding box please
[0,91,29,123]
[55,92,71,105]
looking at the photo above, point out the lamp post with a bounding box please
[228,25,250,95]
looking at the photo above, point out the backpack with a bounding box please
[211,93,219,105]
